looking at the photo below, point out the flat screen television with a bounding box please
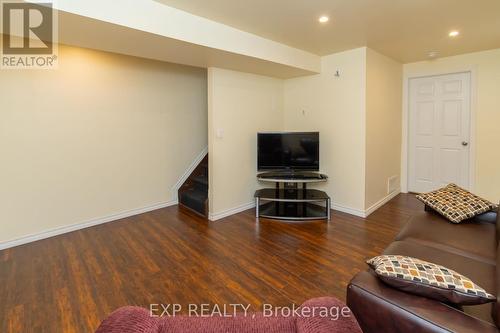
[257,132,319,171]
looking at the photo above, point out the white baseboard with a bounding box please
[172,146,208,201]
[1,185,399,250]
[0,147,208,251]
[330,203,366,218]
[208,190,401,222]
[364,189,401,217]
[209,201,255,221]
[0,199,178,250]
[331,190,401,218]
[210,201,365,220]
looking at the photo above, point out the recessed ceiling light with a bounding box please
[449,30,460,37]
[318,16,329,23]
[428,51,439,58]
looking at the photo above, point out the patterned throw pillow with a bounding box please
[416,183,498,223]
[367,255,496,305]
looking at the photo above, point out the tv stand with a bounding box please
[257,171,327,182]
[255,172,330,221]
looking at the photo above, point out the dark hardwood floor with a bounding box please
[0,193,424,332]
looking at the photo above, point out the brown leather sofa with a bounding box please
[347,204,499,333]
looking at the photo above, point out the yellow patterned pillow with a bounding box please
[416,183,497,223]
[367,255,496,305]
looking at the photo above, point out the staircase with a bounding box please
[178,154,208,217]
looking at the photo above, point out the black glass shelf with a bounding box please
[257,172,328,183]
[254,188,329,202]
[258,201,328,221]
[254,187,330,221]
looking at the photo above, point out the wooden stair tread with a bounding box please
[178,154,208,217]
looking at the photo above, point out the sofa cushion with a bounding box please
[383,241,495,296]
[367,255,495,305]
[416,184,497,223]
[383,240,496,324]
[395,212,497,264]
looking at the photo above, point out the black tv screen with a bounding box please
[257,132,319,171]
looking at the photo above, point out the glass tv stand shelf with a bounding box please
[255,172,330,221]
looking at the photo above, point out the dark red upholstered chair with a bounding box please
[96,297,362,333]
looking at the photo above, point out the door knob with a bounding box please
[462,141,469,146]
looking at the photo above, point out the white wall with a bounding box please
[208,68,284,219]
[403,48,500,203]
[283,48,367,213]
[283,47,404,214]
[208,47,404,218]
[0,44,208,245]
[365,49,403,209]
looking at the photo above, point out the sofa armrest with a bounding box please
[474,210,498,224]
[347,271,498,333]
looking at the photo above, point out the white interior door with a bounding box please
[408,72,471,193]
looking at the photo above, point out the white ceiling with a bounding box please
[155,0,500,63]
[49,0,321,78]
